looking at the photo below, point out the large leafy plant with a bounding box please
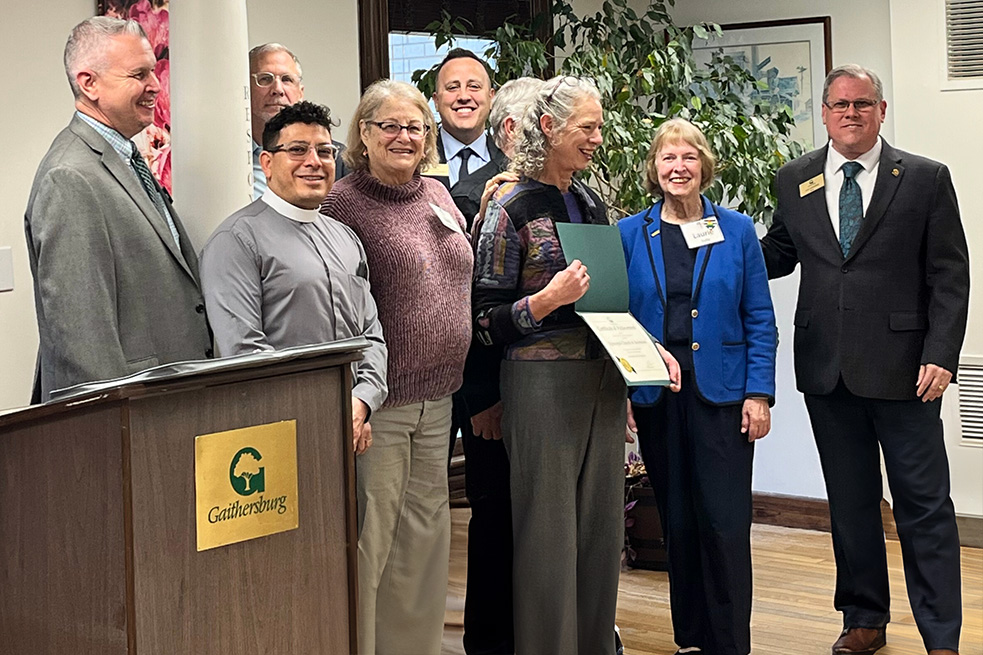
[412,0,805,223]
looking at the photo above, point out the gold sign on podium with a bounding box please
[195,420,300,551]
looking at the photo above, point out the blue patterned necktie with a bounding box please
[838,161,864,257]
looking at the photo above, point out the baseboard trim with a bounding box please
[751,493,898,538]
[752,492,831,533]
[957,514,983,548]
[753,493,982,548]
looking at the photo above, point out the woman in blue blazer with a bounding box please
[619,119,777,655]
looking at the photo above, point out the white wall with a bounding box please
[0,1,93,412]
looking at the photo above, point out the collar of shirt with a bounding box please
[261,187,320,223]
[76,111,134,163]
[825,136,883,176]
[440,127,490,166]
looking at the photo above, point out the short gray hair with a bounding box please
[64,16,147,99]
[344,79,439,173]
[510,76,601,178]
[249,43,303,79]
[822,64,883,104]
[489,77,544,151]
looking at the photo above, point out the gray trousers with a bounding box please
[501,359,627,655]
[356,397,453,655]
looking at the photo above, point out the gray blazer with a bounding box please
[24,114,212,402]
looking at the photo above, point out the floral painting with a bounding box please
[98,0,171,193]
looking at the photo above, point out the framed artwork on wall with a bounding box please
[97,0,171,193]
[693,17,832,151]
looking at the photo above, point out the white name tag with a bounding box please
[430,202,464,235]
[680,218,724,249]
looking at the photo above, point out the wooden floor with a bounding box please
[442,508,983,655]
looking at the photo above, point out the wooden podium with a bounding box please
[0,341,364,654]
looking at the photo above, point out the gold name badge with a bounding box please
[421,162,450,178]
[195,420,299,551]
[799,173,825,197]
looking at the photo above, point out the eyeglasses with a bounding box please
[365,120,430,139]
[546,75,580,103]
[823,99,879,113]
[267,142,338,161]
[252,72,302,88]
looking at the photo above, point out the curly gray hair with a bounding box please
[510,76,601,178]
[489,77,545,151]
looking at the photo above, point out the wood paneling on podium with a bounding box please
[0,345,362,654]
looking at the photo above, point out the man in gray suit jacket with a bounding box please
[761,65,968,655]
[24,16,211,403]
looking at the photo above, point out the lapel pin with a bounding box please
[651,229,660,238]
[892,168,900,177]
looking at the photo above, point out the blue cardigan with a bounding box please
[619,197,777,406]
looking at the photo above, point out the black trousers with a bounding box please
[804,379,961,650]
[633,372,754,655]
[451,391,515,655]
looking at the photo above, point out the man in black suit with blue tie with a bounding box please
[761,64,968,655]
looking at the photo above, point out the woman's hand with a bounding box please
[741,397,771,442]
[655,342,682,393]
[528,260,590,321]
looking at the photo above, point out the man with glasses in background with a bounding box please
[761,64,968,655]
[201,100,387,457]
[249,43,348,199]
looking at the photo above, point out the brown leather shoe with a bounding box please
[831,627,886,655]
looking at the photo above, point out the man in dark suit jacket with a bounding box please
[429,48,512,655]
[761,64,968,655]
[25,17,211,403]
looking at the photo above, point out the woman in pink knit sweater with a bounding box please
[320,80,473,655]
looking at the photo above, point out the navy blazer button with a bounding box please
[195,303,205,313]
[691,309,699,318]
[691,342,700,351]
[841,266,849,273]
[205,348,214,358]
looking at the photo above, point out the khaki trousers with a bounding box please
[356,397,452,655]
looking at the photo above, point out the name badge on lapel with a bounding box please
[430,202,464,235]
[799,173,825,197]
[680,218,724,249]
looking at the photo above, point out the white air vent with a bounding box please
[946,0,983,79]
[957,361,983,444]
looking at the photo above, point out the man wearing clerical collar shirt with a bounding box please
[201,101,386,454]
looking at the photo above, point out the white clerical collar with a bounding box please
[826,136,883,174]
[440,127,491,163]
[261,188,320,223]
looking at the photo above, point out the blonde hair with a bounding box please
[344,79,439,173]
[644,118,716,196]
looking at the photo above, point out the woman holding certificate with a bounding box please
[618,118,777,655]
[472,76,653,655]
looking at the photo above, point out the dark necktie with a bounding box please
[130,141,180,247]
[457,147,473,183]
[838,161,864,257]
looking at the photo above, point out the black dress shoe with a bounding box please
[831,627,886,655]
